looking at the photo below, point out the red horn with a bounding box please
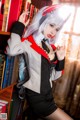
[42,4,61,16]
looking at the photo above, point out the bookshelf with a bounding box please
[0,0,51,119]
[0,0,39,119]
[0,31,10,35]
[0,29,17,119]
[0,83,16,118]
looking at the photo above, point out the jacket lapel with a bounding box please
[22,35,50,61]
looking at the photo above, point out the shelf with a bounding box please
[0,82,17,93]
[0,31,10,35]
[0,83,17,119]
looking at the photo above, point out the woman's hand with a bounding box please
[18,11,30,27]
[56,45,65,60]
[48,51,55,61]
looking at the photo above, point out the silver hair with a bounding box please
[23,4,71,44]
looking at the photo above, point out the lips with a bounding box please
[47,34,54,39]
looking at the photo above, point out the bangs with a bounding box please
[46,14,65,28]
[38,15,64,33]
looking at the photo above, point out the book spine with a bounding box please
[0,54,6,88]
[0,103,6,113]
[11,56,19,84]
[2,55,12,89]
[0,100,8,104]
[0,0,5,31]
[0,106,2,113]
[7,0,23,32]
[4,0,11,32]
[23,1,38,23]
[7,56,15,86]
[1,0,11,31]
[0,61,6,88]
[29,4,34,22]
[24,1,31,21]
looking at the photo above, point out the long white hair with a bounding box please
[23,4,71,44]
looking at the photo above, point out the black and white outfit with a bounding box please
[6,21,65,117]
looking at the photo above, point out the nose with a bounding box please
[50,30,56,36]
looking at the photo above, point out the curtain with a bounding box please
[59,0,80,3]
[52,5,80,119]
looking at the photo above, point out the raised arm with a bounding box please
[6,12,30,56]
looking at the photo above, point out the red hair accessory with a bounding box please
[42,4,61,16]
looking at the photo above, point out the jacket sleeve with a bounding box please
[50,58,65,81]
[6,21,25,56]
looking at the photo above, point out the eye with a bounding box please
[50,24,55,27]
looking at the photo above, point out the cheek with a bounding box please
[43,27,49,35]
[53,29,57,35]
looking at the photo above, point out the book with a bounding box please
[1,0,11,31]
[11,56,19,84]
[6,0,23,32]
[2,55,12,88]
[0,99,8,104]
[22,0,38,24]
[0,99,8,114]
[0,0,5,31]
[7,56,15,86]
[0,105,2,113]
[0,54,6,88]
[0,102,7,113]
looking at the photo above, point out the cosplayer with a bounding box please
[6,4,73,120]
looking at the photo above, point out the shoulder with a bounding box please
[11,21,25,37]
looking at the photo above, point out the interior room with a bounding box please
[0,0,80,120]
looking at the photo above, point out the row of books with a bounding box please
[0,52,31,89]
[1,89,27,120]
[0,0,39,32]
[0,91,24,120]
[0,53,19,89]
[0,99,8,115]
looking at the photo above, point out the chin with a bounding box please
[50,39,54,42]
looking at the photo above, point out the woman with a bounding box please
[6,4,73,120]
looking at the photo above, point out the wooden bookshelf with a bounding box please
[0,31,10,36]
[0,0,43,120]
[0,83,16,119]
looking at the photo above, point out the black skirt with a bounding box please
[25,88,57,117]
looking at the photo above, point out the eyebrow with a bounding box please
[49,23,61,29]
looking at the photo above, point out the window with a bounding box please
[60,4,80,60]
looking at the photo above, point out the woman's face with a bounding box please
[43,24,60,39]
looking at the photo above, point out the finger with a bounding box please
[25,19,30,26]
[60,46,65,50]
[56,46,60,50]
